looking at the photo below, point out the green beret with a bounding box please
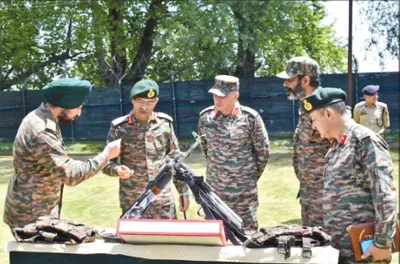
[130,79,159,99]
[302,88,347,113]
[41,78,92,109]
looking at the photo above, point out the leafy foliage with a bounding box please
[0,0,346,91]
[358,0,399,67]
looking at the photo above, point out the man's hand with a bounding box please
[103,139,121,160]
[361,244,391,261]
[179,195,190,212]
[114,165,134,179]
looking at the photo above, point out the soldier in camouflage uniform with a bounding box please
[198,75,269,233]
[102,79,189,219]
[304,88,397,264]
[354,85,390,136]
[276,57,331,228]
[3,78,121,229]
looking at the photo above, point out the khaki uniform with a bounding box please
[102,112,187,219]
[353,101,390,135]
[3,103,108,228]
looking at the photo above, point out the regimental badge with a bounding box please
[303,99,312,111]
[148,88,155,98]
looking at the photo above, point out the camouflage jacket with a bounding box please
[102,111,187,218]
[3,103,108,228]
[198,102,269,231]
[293,95,331,189]
[353,101,390,135]
[323,123,397,253]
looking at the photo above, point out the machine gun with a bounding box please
[174,163,247,245]
[120,132,200,219]
[120,132,247,245]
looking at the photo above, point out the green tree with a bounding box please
[0,1,88,90]
[358,0,399,67]
[0,0,347,91]
[148,0,347,81]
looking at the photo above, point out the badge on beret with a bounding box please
[303,99,312,111]
[148,88,155,98]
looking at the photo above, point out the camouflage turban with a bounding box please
[41,78,92,109]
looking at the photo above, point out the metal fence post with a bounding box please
[21,76,32,117]
[170,72,179,137]
[118,78,127,116]
[353,55,359,104]
[71,122,75,143]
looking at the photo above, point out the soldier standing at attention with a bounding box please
[276,56,331,228]
[3,78,122,229]
[198,75,269,233]
[102,79,189,218]
[354,85,390,136]
[304,88,397,264]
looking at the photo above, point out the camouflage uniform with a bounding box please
[102,112,187,219]
[354,101,390,135]
[198,101,269,233]
[293,98,330,227]
[323,124,397,264]
[276,57,331,228]
[3,103,108,228]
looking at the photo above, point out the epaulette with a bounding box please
[354,101,366,108]
[45,118,57,133]
[199,106,215,116]
[241,106,259,117]
[351,124,371,142]
[157,112,173,122]
[111,115,129,126]
[376,101,388,108]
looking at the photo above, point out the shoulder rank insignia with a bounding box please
[46,118,57,132]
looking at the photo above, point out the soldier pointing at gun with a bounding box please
[3,78,122,229]
[103,79,190,219]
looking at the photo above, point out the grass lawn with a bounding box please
[0,140,398,264]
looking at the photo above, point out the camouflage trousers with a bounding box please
[215,189,258,234]
[299,186,324,227]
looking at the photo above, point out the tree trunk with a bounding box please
[232,8,256,78]
[125,0,167,84]
[107,0,127,85]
